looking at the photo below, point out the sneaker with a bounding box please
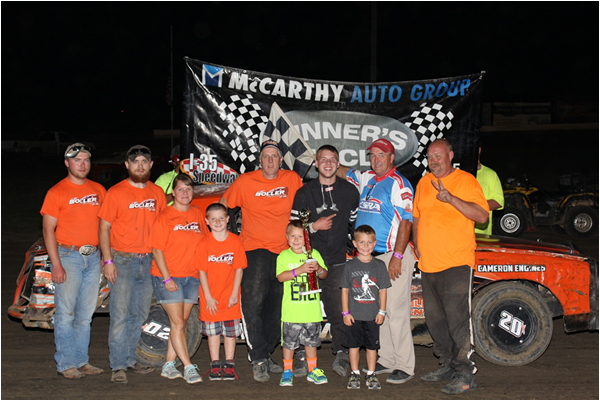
[267,357,283,373]
[366,373,381,390]
[184,364,203,384]
[127,362,155,375]
[307,368,328,385]
[78,364,104,376]
[293,350,308,377]
[161,361,183,380]
[222,361,238,380]
[347,372,361,389]
[279,369,294,386]
[332,351,350,377]
[207,361,223,381]
[110,369,127,383]
[421,364,455,382]
[386,369,414,384]
[441,372,477,395]
[252,359,270,382]
[58,367,85,380]
[362,362,393,374]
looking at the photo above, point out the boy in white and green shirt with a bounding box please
[276,220,328,386]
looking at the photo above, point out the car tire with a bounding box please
[563,206,598,239]
[472,281,553,366]
[493,207,527,237]
[135,304,202,368]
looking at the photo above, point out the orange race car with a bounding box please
[9,219,597,368]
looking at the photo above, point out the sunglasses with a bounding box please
[127,147,151,159]
[65,145,92,158]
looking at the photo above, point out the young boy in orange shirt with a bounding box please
[197,203,247,380]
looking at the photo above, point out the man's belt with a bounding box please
[57,243,98,256]
[112,250,152,259]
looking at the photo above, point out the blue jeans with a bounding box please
[54,246,101,372]
[108,252,153,370]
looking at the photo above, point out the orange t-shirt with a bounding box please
[150,205,209,278]
[223,169,302,253]
[413,169,489,273]
[196,233,247,322]
[40,178,106,246]
[98,179,167,254]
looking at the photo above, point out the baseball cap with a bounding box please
[126,145,151,161]
[260,139,281,152]
[367,138,395,154]
[170,145,180,164]
[64,143,92,159]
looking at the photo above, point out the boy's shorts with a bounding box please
[281,322,322,350]
[343,320,380,350]
[151,275,199,305]
[201,319,242,338]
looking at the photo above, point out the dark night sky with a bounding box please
[2,2,598,139]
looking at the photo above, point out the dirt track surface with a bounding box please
[2,154,598,400]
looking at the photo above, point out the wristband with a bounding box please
[308,222,316,234]
[103,259,114,266]
[341,311,350,317]
[378,310,387,316]
[163,277,173,284]
[392,252,403,260]
[316,268,323,276]
[292,269,297,278]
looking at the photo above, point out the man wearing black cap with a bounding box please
[98,145,167,383]
[337,138,416,385]
[220,139,303,382]
[41,143,106,379]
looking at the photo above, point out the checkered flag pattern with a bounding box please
[404,103,454,170]
[217,94,269,173]
[261,102,315,178]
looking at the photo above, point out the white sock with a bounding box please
[352,370,360,375]
[367,370,374,375]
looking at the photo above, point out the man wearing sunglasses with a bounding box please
[337,138,416,386]
[98,145,167,383]
[41,143,106,379]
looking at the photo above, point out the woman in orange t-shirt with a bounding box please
[150,174,208,383]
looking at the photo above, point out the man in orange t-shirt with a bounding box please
[98,145,167,383]
[220,139,302,382]
[41,143,106,379]
[413,139,489,395]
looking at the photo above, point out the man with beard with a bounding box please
[41,143,106,379]
[413,138,488,394]
[291,145,359,377]
[99,145,167,383]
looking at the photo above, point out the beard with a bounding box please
[129,169,151,183]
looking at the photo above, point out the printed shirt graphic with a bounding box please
[149,205,208,278]
[413,169,489,272]
[347,168,414,253]
[98,179,167,253]
[197,233,247,322]
[40,178,106,246]
[223,169,302,253]
[276,248,327,323]
[340,257,391,321]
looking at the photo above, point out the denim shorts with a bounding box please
[151,275,199,304]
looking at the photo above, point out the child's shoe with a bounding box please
[366,373,381,390]
[222,360,238,380]
[279,369,294,386]
[307,368,328,385]
[207,360,223,381]
[347,372,361,389]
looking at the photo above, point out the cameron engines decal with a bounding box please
[476,264,547,273]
